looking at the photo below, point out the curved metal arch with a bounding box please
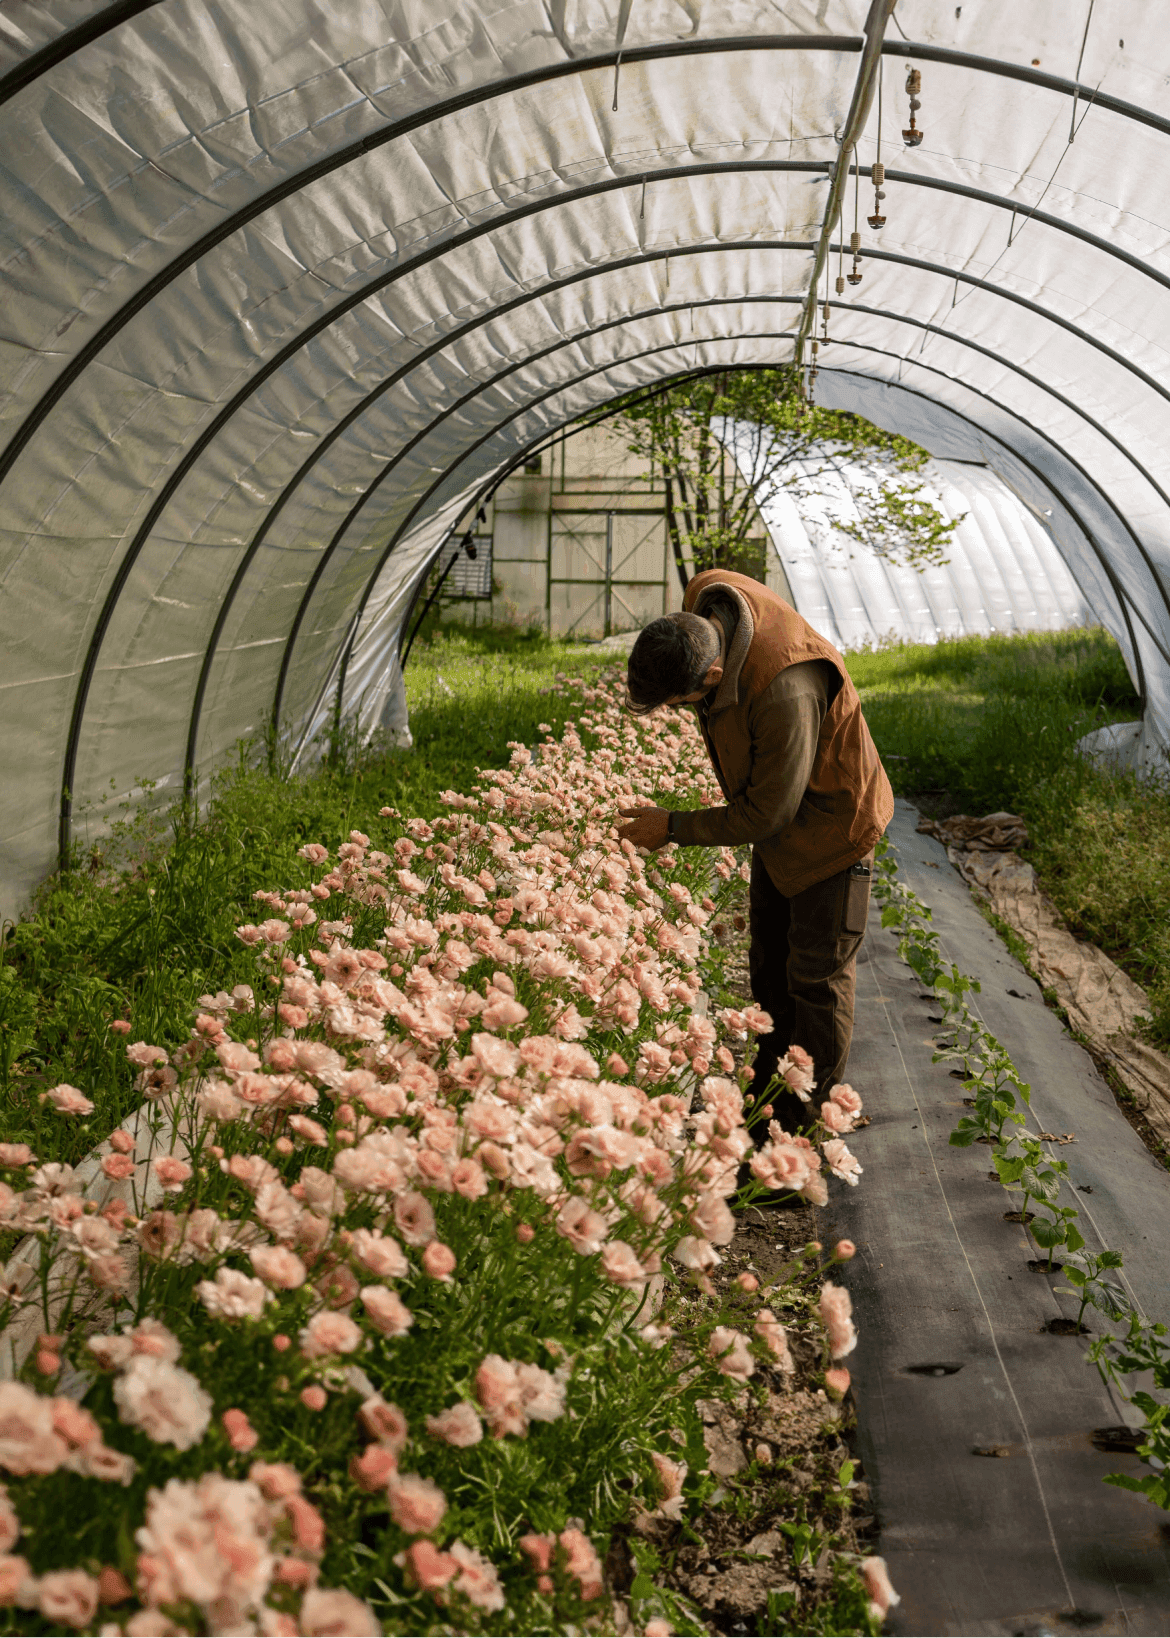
[253,248,1170,772]
[327,320,1157,737]
[379,355,1149,718]
[0,0,165,107]
[63,192,1170,862]
[7,28,1168,489]
[815,361,1150,697]
[193,172,1170,787]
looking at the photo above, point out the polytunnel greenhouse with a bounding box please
[1,5,1170,1636]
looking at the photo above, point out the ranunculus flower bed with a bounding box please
[0,671,879,1635]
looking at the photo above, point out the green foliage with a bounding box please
[608,367,960,580]
[849,625,1170,1050]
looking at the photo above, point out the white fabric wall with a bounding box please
[2,1,1170,919]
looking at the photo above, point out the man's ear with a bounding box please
[702,662,724,689]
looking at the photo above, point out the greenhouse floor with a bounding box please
[824,801,1170,1637]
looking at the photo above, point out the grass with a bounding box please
[0,626,610,1159]
[846,626,1170,1048]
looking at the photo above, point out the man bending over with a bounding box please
[616,569,893,1132]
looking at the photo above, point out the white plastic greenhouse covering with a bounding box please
[3,1,1170,924]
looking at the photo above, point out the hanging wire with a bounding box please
[1069,0,1096,141]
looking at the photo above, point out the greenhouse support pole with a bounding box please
[605,511,615,637]
[795,0,897,368]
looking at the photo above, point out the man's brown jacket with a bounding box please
[671,569,894,896]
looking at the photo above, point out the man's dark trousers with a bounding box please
[747,848,873,1132]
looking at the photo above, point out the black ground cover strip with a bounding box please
[823,801,1170,1636]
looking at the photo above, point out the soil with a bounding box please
[619,883,876,1636]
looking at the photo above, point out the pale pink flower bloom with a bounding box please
[288,1114,328,1146]
[708,1326,756,1381]
[422,1242,456,1281]
[755,1309,795,1372]
[788,1044,814,1069]
[254,1181,304,1241]
[196,1267,270,1320]
[426,1402,483,1447]
[835,1239,857,1260]
[393,1190,436,1246]
[360,1287,413,1337]
[387,1472,447,1534]
[249,1460,303,1499]
[750,1139,813,1195]
[299,1312,362,1358]
[113,1357,211,1450]
[298,843,330,865]
[860,1556,900,1621]
[136,1473,272,1622]
[0,1556,30,1603]
[405,1539,459,1593]
[448,1540,506,1612]
[470,1032,521,1079]
[689,1192,736,1245]
[0,1487,19,1551]
[645,1622,674,1637]
[481,995,529,1031]
[822,1138,863,1186]
[820,1100,855,1134]
[109,1019,133,1035]
[350,1443,397,1491]
[44,1084,94,1116]
[217,1039,261,1073]
[152,1155,192,1193]
[672,1236,720,1272]
[452,1157,488,1199]
[222,1408,259,1452]
[735,1272,759,1292]
[558,1527,603,1600]
[101,1153,135,1181]
[555,1195,608,1256]
[829,1083,863,1116]
[249,1244,307,1290]
[650,1452,688,1520]
[197,1080,244,1121]
[298,1587,380,1636]
[125,1042,168,1068]
[0,1144,33,1167]
[820,1282,858,1360]
[350,1229,409,1279]
[37,1569,99,1630]
[0,1383,67,1474]
[300,1384,328,1411]
[357,1396,408,1452]
[600,1241,647,1288]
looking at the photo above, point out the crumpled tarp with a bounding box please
[916,811,1170,1144]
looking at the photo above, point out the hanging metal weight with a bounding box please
[868,160,887,230]
[903,69,923,147]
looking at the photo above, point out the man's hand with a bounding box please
[617,805,671,852]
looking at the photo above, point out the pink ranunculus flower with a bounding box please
[707,1326,755,1382]
[822,1138,863,1185]
[819,1281,858,1360]
[299,1312,363,1359]
[426,1402,484,1447]
[221,1408,259,1452]
[829,1082,863,1116]
[112,1358,211,1450]
[249,1244,307,1290]
[600,1241,647,1288]
[393,1191,436,1247]
[101,1153,135,1181]
[860,1556,901,1622]
[360,1287,413,1338]
[298,1587,380,1636]
[350,1229,408,1279]
[350,1444,397,1492]
[196,1267,270,1320]
[36,1569,99,1630]
[650,1452,688,1520]
[755,1309,795,1371]
[43,1084,94,1116]
[820,1100,855,1134]
[421,1242,456,1281]
[387,1472,447,1534]
[152,1155,192,1194]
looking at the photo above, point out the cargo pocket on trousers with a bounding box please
[842,858,872,935]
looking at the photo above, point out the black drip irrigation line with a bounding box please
[6,27,1164,492]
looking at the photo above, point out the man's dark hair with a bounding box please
[625,613,719,714]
